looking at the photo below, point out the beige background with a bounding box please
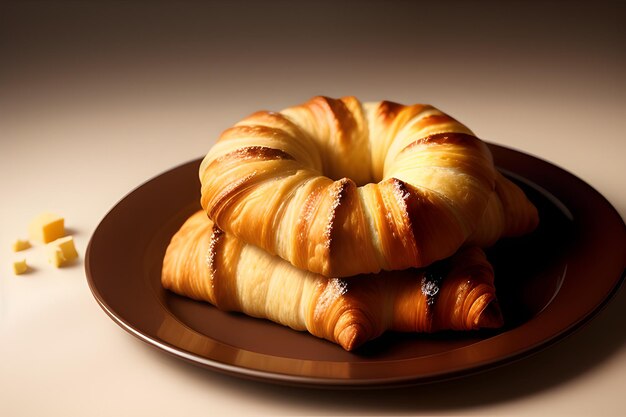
[1,1,625,415]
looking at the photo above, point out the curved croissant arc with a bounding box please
[162,211,504,351]
[199,96,537,277]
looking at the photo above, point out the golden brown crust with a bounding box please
[162,211,503,351]
[199,96,538,277]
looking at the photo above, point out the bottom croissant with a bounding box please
[162,211,504,351]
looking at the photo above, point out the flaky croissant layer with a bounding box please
[199,96,537,277]
[162,211,503,351]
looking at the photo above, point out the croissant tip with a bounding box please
[476,300,504,329]
[337,323,368,351]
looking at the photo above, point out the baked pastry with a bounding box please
[470,170,539,246]
[199,96,537,277]
[162,211,503,351]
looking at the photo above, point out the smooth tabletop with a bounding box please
[1,1,625,416]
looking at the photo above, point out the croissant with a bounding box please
[199,96,537,277]
[162,211,504,351]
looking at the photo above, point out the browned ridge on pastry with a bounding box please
[162,211,503,351]
[199,96,538,277]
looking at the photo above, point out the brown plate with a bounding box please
[85,144,625,388]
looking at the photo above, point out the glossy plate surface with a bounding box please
[86,144,625,387]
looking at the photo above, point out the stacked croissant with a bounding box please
[162,96,539,351]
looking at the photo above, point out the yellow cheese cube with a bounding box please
[48,247,65,267]
[13,259,28,275]
[29,212,65,243]
[12,239,31,252]
[46,236,79,267]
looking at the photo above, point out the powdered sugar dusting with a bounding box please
[314,278,349,320]
[323,178,351,248]
[206,226,224,289]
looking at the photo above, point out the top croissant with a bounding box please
[199,96,538,277]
